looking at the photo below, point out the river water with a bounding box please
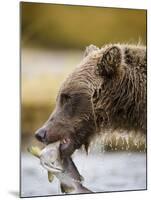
[21,151,146,197]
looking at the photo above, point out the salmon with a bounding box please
[28,142,92,194]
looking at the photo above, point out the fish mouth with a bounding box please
[41,160,63,173]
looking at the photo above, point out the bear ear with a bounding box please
[84,44,99,57]
[97,46,122,78]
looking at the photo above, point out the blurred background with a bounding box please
[21,2,147,197]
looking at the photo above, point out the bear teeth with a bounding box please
[61,138,70,144]
[63,139,67,144]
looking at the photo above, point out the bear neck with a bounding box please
[93,64,146,133]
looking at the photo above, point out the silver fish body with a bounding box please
[39,142,92,194]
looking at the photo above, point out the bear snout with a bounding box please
[35,128,47,143]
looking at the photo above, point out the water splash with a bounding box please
[88,130,146,153]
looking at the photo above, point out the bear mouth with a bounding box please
[43,136,72,150]
[60,138,71,145]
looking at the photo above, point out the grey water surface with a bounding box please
[21,151,146,197]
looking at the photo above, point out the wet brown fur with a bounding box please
[61,44,146,149]
[35,43,146,155]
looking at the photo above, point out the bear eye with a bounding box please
[60,93,71,106]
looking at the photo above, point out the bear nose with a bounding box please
[35,128,46,142]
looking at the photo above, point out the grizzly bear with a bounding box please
[35,43,146,158]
